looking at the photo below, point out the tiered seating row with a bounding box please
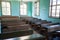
[0,16,33,39]
[20,16,60,40]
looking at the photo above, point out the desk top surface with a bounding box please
[42,24,60,32]
[42,24,60,29]
[1,24,32,34]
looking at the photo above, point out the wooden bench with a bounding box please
[1,16,26,29]
[0,16,33,39]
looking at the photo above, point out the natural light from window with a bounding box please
[1,2,11,15]
[34,2,40,16]
[49,0,60,18]
[20,2,27,15]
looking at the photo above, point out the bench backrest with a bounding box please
[1,16,20,21]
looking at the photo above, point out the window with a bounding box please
[34,2,40,16]
[1,2,11,15]
[49,0,60,18]
[20,2,27,15]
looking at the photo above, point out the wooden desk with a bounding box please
[0,30,33,39]
[40,24,60,40]
[41,24,60,32]
[31,22,60,40]
[1,24,33,39]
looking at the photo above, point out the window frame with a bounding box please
[33,1,40,16]
[34,1,40,16]
[49,0,60,18]
[1,1,11,16]
[20,2,28,16]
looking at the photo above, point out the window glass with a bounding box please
[2,2,6,7]
[53,0,56,5]
[6,8,10,15]
[20,3,27,15]
[49,0,60,18]
[2,8,7,15]
[2,2,11,15]
[52,9,56,17]
[52,6,56,10]
[57,0,60,4]
[7,2,10,7]
[34,2,40,16]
